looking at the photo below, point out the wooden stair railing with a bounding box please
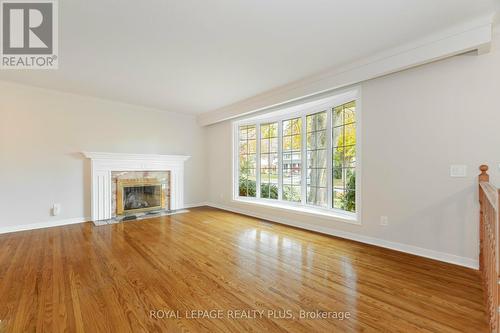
[479,165,500,333]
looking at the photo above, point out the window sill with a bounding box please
[232,197,360,225]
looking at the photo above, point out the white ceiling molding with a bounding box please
[198,14,495,126]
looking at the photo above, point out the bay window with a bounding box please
[235,92,359,220]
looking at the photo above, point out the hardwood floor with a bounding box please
[0,207,488,332]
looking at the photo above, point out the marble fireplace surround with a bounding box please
[82,152,190,221]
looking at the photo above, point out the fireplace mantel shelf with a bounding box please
[82,152,190,162]
[82,152,190,221]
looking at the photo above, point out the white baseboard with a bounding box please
[0,217,89,235]
[183,202,209,209]
[206,202,479,270]
[0,204,209,235]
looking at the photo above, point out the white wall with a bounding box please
[205,30,500,268]
[0,82,207,229]
[1,29,498,268]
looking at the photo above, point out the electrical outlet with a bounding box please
[52,203,61,216]
[380,216,388,226]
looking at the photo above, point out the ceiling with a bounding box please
[0,0,498,115]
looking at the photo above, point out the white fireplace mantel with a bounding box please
[82,152,190,221]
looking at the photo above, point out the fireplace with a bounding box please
[82,152,189,221]
[116,178,167,215]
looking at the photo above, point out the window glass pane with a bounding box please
[292,173,301,185]
[282,117,302,202]
[344,191,356,212]
[333,188,344,209]
[283,167,292,184]
[344,101,356,124]
[283,120,292,136]
[248,168,256,181]
[270,138,278,153]
[333,169,343,188]
[239,126,248,140]
[306,111,328,207]
[315,112,327,130]
[292,118,301,135]
[306,132,315,149]
[283,185,301,202]
[331,101,356,211]
[269,153,278,170]
[261,139,269,154]
[260,122,278,200]
[283,136,292,150]
[269,184,278,199]
[269,123,278,138]
[239,125,256,197]
[344,123,356,146]
[333,147,343,169]
[247,154,256,169]
[307,169,327,187]
[261,124,270,139]
[248,139,256,154]
[317,130,327,149]
[307,187,327,206]
[307,150,327,168]
[291,136,301,150]
[239,140,248,155]
[333,126,343,147]
[333,106,343,127]
[343,146,356,167]
[260,183,269,198]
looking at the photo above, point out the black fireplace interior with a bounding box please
[123,185,161,211]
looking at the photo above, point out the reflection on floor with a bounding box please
[0,206,488,332]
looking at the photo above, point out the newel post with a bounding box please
[479,165,490,183]
[479,165,489,272]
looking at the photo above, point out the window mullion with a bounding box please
[301,114,307,205]
[278,121,283,201]
[235,124,239,198]
[327,108,333,209]
[256,123,261,198]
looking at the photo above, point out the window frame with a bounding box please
[232,87,361,224]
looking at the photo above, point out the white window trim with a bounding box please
[232,86,362,224]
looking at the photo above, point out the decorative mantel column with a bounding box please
[82,152,190,221]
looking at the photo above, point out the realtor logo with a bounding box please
[1,0,58,69]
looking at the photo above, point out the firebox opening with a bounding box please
[123,185,162,212]
[116,177,169,215]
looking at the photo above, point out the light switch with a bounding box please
[450,165,467,177]
[380,216,388,226]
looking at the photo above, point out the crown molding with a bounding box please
[198,14,495,126]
